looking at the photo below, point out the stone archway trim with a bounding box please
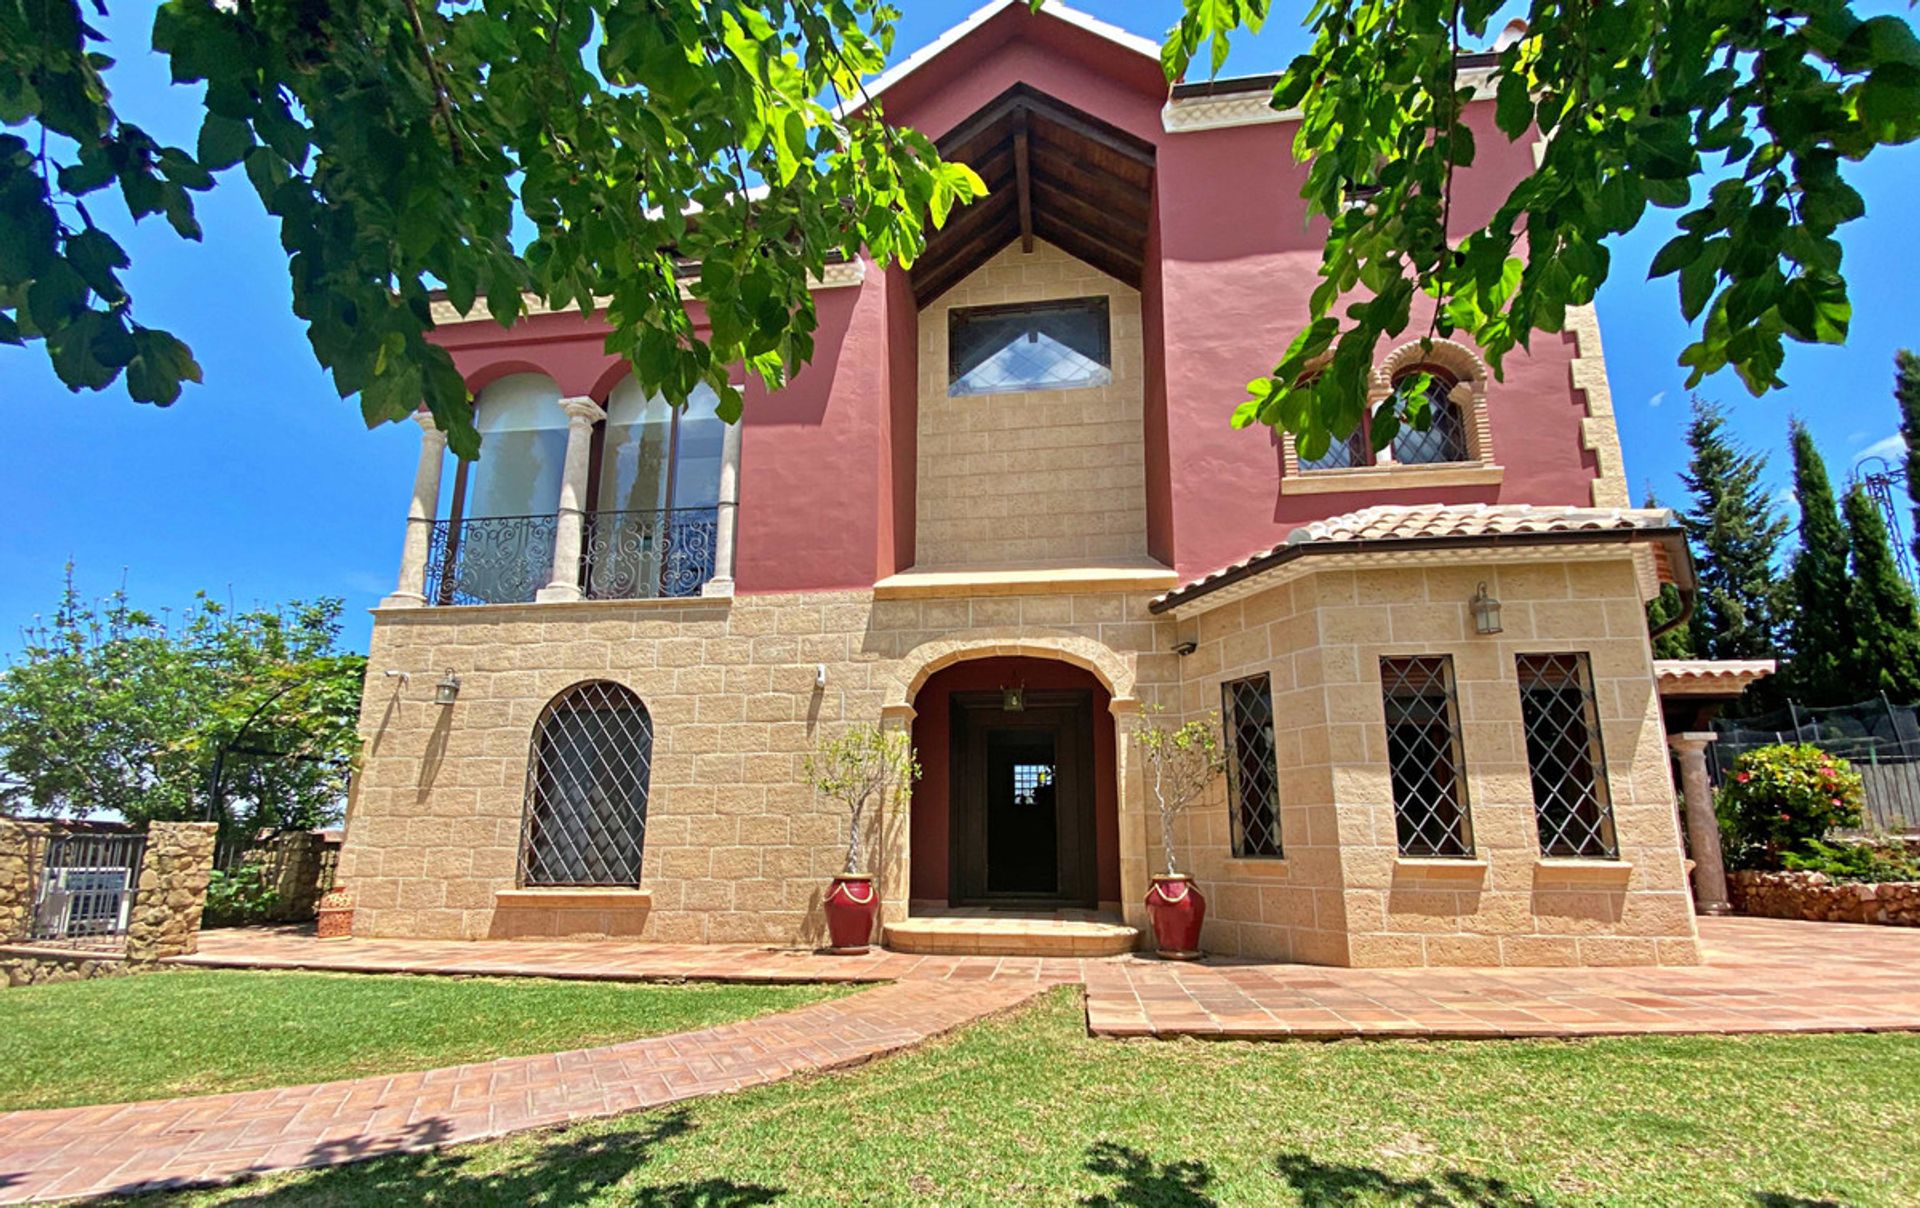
[887,628,1136,709]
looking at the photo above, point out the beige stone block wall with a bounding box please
[1172,553,1698,967]
[339,587,1177,943]
[1168,581,1352,965]
[913,240,1149,567]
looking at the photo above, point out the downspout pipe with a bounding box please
[1648,585,1696,642]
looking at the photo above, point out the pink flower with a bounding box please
[1778,812,1793,822]
[1831,798,1843,807]
[1736,772,1752,783]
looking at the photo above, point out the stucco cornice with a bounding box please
[427,258,868,328]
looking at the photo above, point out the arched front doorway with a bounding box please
[909,656,1122,913]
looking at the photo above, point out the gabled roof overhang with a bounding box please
[911,84,1155,304]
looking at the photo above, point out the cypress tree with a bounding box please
[1843,485,1920,704]
[1678,397,1788,659]
[1782,422,1855,704]
[1896,349,1920,563]
[1641,489,1696,658]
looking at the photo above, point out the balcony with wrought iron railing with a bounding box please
[423,507,721,606]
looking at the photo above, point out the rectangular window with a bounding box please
[1379,656,1474,857]
[1222,674,1283,858]
[1516,653,1618,858]
[948,297,1112,396]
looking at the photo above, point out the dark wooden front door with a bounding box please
[950,690,1096,908]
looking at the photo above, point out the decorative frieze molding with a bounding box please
[1162,66,1499,134]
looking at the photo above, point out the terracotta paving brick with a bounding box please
[5,918,1920,1202]
[1078,917,1920,1041]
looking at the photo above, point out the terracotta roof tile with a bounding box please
[1153,503,1685,614]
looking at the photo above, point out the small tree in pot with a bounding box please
[1135,708,1224,959]
[806,724,919,953]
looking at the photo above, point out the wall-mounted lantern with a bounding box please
[1470,582,1503,636]
[1002,686,1025,712]
[434,669,462,706]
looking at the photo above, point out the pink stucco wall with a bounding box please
[425,5,1606,592]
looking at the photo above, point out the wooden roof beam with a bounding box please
[1013,107,1034,255]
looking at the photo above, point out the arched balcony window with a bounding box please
[430,374,567,605]
[584,380,725,599]
[404,372,741,608]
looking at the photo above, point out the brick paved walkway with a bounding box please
[1084,917,1920,1039]
[7,917,1920,1202]
[0,979,1042,1204]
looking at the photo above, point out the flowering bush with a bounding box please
[1715,743,1866,870]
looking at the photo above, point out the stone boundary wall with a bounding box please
[1,945,130,988]
[127,822,218,964]
[1728,870,1920,927]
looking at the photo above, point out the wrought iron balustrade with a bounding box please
[425,513,558,606]
[423,508,719,606]
[584,506,719,600]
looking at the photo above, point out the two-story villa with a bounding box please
[338,1,1707,967]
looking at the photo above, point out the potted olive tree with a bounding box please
[806,724,919,953]
[1135,709,1224,959]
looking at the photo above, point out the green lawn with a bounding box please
[128,987,1920,1207]
[0,969,849,1111]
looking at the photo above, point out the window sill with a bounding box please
[1280,462,1504,496]
[1220,857,1291,878]
[495,888,653,911]
[1533,858,1632,882]
[1392,857,1488,879]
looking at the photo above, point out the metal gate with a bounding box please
[30,831,147,948]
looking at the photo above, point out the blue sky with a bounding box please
[5,1,1917,657]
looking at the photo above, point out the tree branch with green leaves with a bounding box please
[2,0,983,458]
[1165,0,1919,461]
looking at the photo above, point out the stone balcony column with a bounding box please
[380,411,449,608]
[536,396,607,604]
[1669,732,1731,916]
[701,416,745,598]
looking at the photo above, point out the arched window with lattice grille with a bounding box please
[1389,368,1473,465]
[519,681,653,886]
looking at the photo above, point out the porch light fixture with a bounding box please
[434,669,462,706]
[1002,686,1025,712]
[1469,582,1503,636]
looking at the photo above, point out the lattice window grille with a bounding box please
[1379,656,1475,857]
[1299,428,1369,472]
[1517,653,1618,859]
[520,681,654,887]
[1222,674,1283,858]
[948,298,1112,396]
[1391,377,1471,465]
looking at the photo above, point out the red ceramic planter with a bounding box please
[823,873,879,953]
[1145,873,1206,959]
